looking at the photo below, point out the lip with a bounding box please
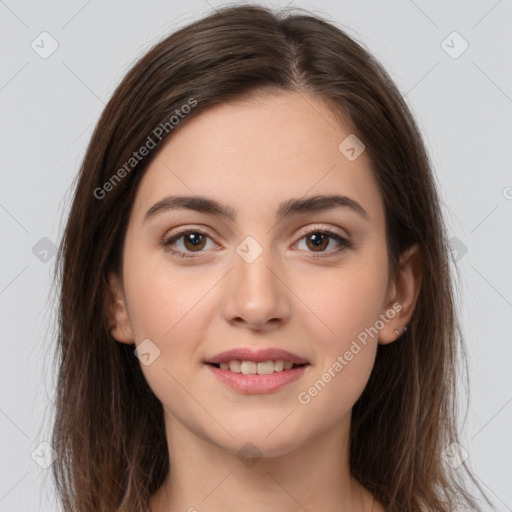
[204,348,309,365]
[206,363,309,394]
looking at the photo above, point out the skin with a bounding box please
[107,90,422,511]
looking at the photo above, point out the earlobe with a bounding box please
[105,270,134,344]
[378,244,422,345]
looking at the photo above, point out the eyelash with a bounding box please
[162,226,352,260]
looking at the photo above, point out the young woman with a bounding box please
[50,4,494,511]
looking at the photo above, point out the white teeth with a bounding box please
[241,361,257,374]
[229,360,241,373]
[216,359,301,374]
[257,360,275,375]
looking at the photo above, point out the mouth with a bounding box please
[203,348,311,393]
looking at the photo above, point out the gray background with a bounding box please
[1,0,511,510]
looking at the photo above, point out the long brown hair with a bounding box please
[50,4,494,511]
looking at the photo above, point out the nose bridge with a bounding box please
[221,235,290,329]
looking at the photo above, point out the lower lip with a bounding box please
[205,364,309,394]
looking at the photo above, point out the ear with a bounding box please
[105,270,134,344]
[378,244,422,345]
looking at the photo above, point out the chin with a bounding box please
[205,422,310,460]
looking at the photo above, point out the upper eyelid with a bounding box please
[294,223,348,239]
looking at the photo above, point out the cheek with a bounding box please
[121,245,227,391]
[122,241,219,343]
[294,273,385,420]
[294,253,389,351]
[292,253,388,415]
[296,342,376,429]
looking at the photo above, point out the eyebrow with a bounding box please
[143,194,369,224]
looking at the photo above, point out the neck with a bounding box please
[150,412,376,512]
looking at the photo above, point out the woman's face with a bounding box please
[108,91,415,457]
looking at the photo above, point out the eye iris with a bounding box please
[184,233,206,251]
[306,233,329,251]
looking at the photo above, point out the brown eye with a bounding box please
[295,229,351,258]
[305,232,330,251]
[163,229,216,258]
[183,232,206,251]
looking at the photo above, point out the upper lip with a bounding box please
[204,348,309,365]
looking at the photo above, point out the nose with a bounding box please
[220,245,291,332]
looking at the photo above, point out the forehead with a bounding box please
[130,91,384,227]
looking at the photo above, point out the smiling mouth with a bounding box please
[206,360,309,375]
